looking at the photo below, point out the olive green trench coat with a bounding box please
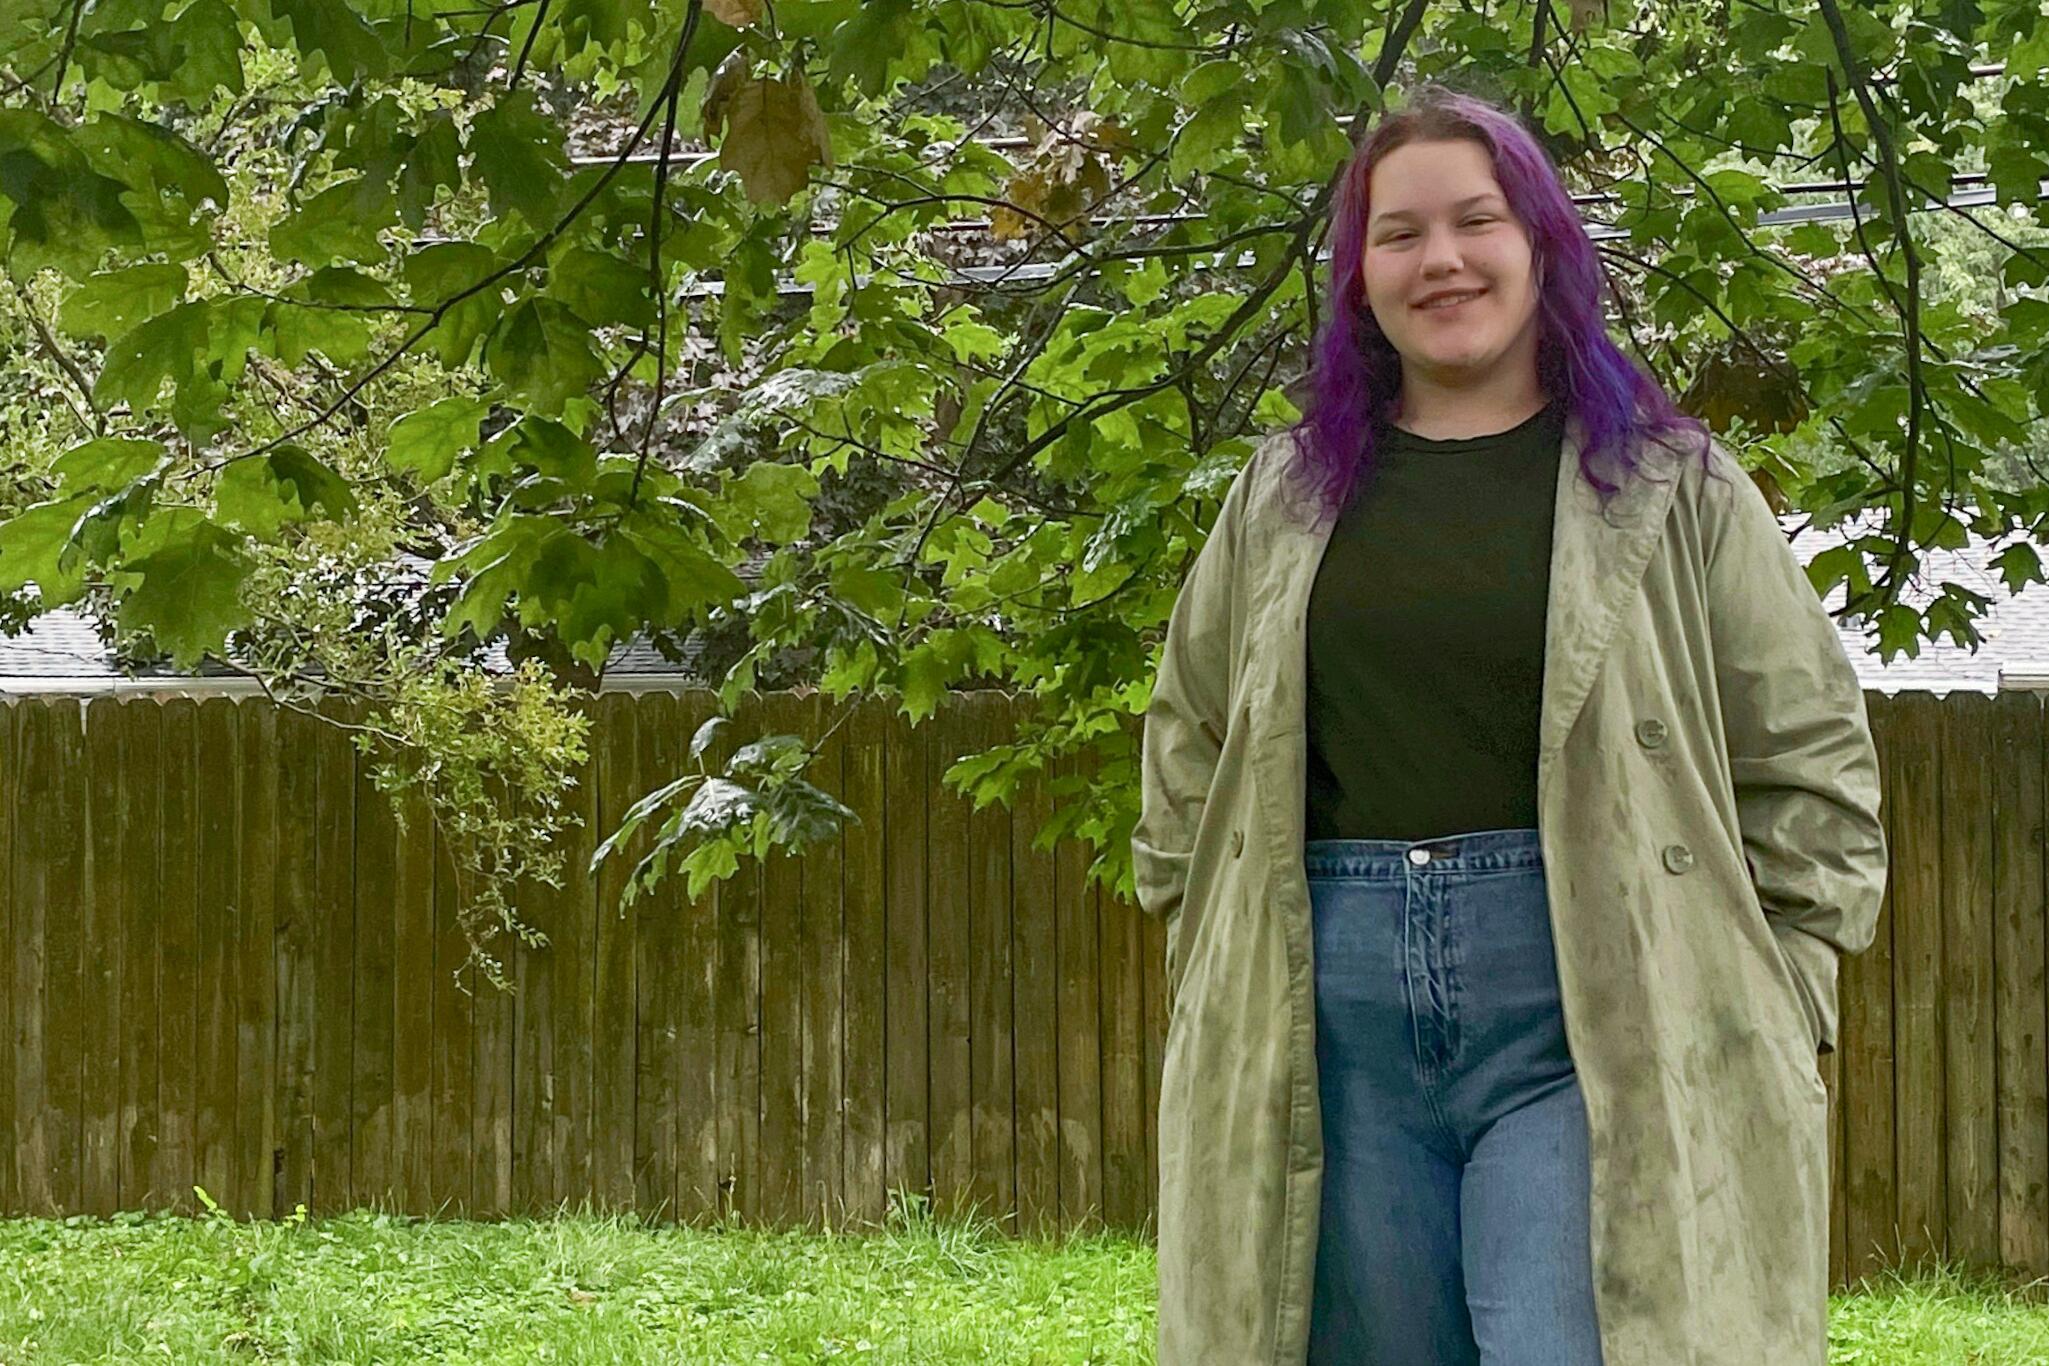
[1133,416,1888,1365]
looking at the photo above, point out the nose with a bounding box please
[1419,227,1464,274]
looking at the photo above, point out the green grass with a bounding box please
[0,1194,2041,1363]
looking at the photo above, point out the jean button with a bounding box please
[1407,848,1430,866]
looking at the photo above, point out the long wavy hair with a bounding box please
[1285,83,1715,528]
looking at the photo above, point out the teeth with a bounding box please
[1423,292,1478,309]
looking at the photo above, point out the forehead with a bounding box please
[1368,140,1506,220]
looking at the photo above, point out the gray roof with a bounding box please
[0,515,2041,696]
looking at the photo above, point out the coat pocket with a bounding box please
[1764,920,1826,1056]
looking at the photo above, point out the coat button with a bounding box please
[1232,828,1245,858]
[1636,718,1668,748]
[1662,843,1695,874]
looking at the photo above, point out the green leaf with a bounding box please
[266,0,391,84]
[95,295,264,441]
[396,109,461,230]
[52,438,167,493]
[56,263,187,341]
[269,176,400,267]
[0,494,97,601]
[0,109,144,278]
[550,244,656,329]
[112,516,251,667]
[80,0,247,104]
[618,518,747,621]
[1994,541,2044,595]
[213,445,358,537]
[386,396,491,482]
[74,112,230,216]
[485,298,605,416]
[470,92,568,228]
[487,413,599,496]
[828,0,914,97]
[404,241,504,368]
[715,461,820,545]
[263,266,392,368]
[93,299,209,416]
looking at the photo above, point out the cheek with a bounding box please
[1359,259,1404,314]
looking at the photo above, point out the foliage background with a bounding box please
[2,0,2047,979]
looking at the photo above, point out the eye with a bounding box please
[1463,216,1495,227]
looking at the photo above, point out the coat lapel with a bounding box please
[1255,415,1683,798]
[1536,416,1684,769]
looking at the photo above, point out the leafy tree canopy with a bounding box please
[2,0,2047,978]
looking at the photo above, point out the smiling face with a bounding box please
[1361,137,1543,399]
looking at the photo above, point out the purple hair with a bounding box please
[1284,83,1716,528]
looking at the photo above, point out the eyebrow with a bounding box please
[1371,194,1505,225]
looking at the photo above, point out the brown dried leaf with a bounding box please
[702,48,751,138]
[717,74,833,206]
[1681,346,1810,436]
[706,0,763,27]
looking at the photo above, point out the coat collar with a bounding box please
[1253,413,1684,798]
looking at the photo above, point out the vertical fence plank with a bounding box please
[512,816,557,1216]
[798,690,845,1229]
[1941,693,1999,1267]
[1010,699,1061,1238]
[1993,691,2049,1279]
[157,697,198,1215]
[759,690,807,1227]
[44,699,85,1218]
[671,689,722,1222]
[883,702,931,1219]
[714,691,762,1223]
[0,700,12,1215]
[593,692,640,1213]
[310,700,357,1215]
[429,829,474,1215]
[117,700,163,1210]
[1098,824,1145,1230]
[1892,691,1946,1267]
[626,690,677,1221]
[1843,694,1900,1282]
[274,705,318,1215]
[926,697,974,1220]
[1139,873,1167,1235]
[81,698,124,1217]
[13,699,84,1214]
[0,700,14,1214]
[390,781,435,1214]
[468,812,516,1219]
[1825,1023,1844,1290]
[194,698,241,1215]
[236,702,276,1219]
[839,696,888,1228]
[555,708,598,1211]
[966,690,1015,1226]
[622,688,680,1220]
[352,735,399,1212]
[1056,747,1105,1230]
[9,699,46,1215]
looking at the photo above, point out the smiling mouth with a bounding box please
[1417,290,1485,311]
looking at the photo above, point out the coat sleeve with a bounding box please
[1130,445,1257,924]
[1700,441,1889,1055]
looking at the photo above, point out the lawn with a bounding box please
[0,1196,2042,1363]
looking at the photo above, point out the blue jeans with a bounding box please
[1305,829,1605,1366]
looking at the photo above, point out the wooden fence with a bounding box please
[0,688,2044,1294]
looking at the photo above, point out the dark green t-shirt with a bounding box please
[1303,399,1566,842]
